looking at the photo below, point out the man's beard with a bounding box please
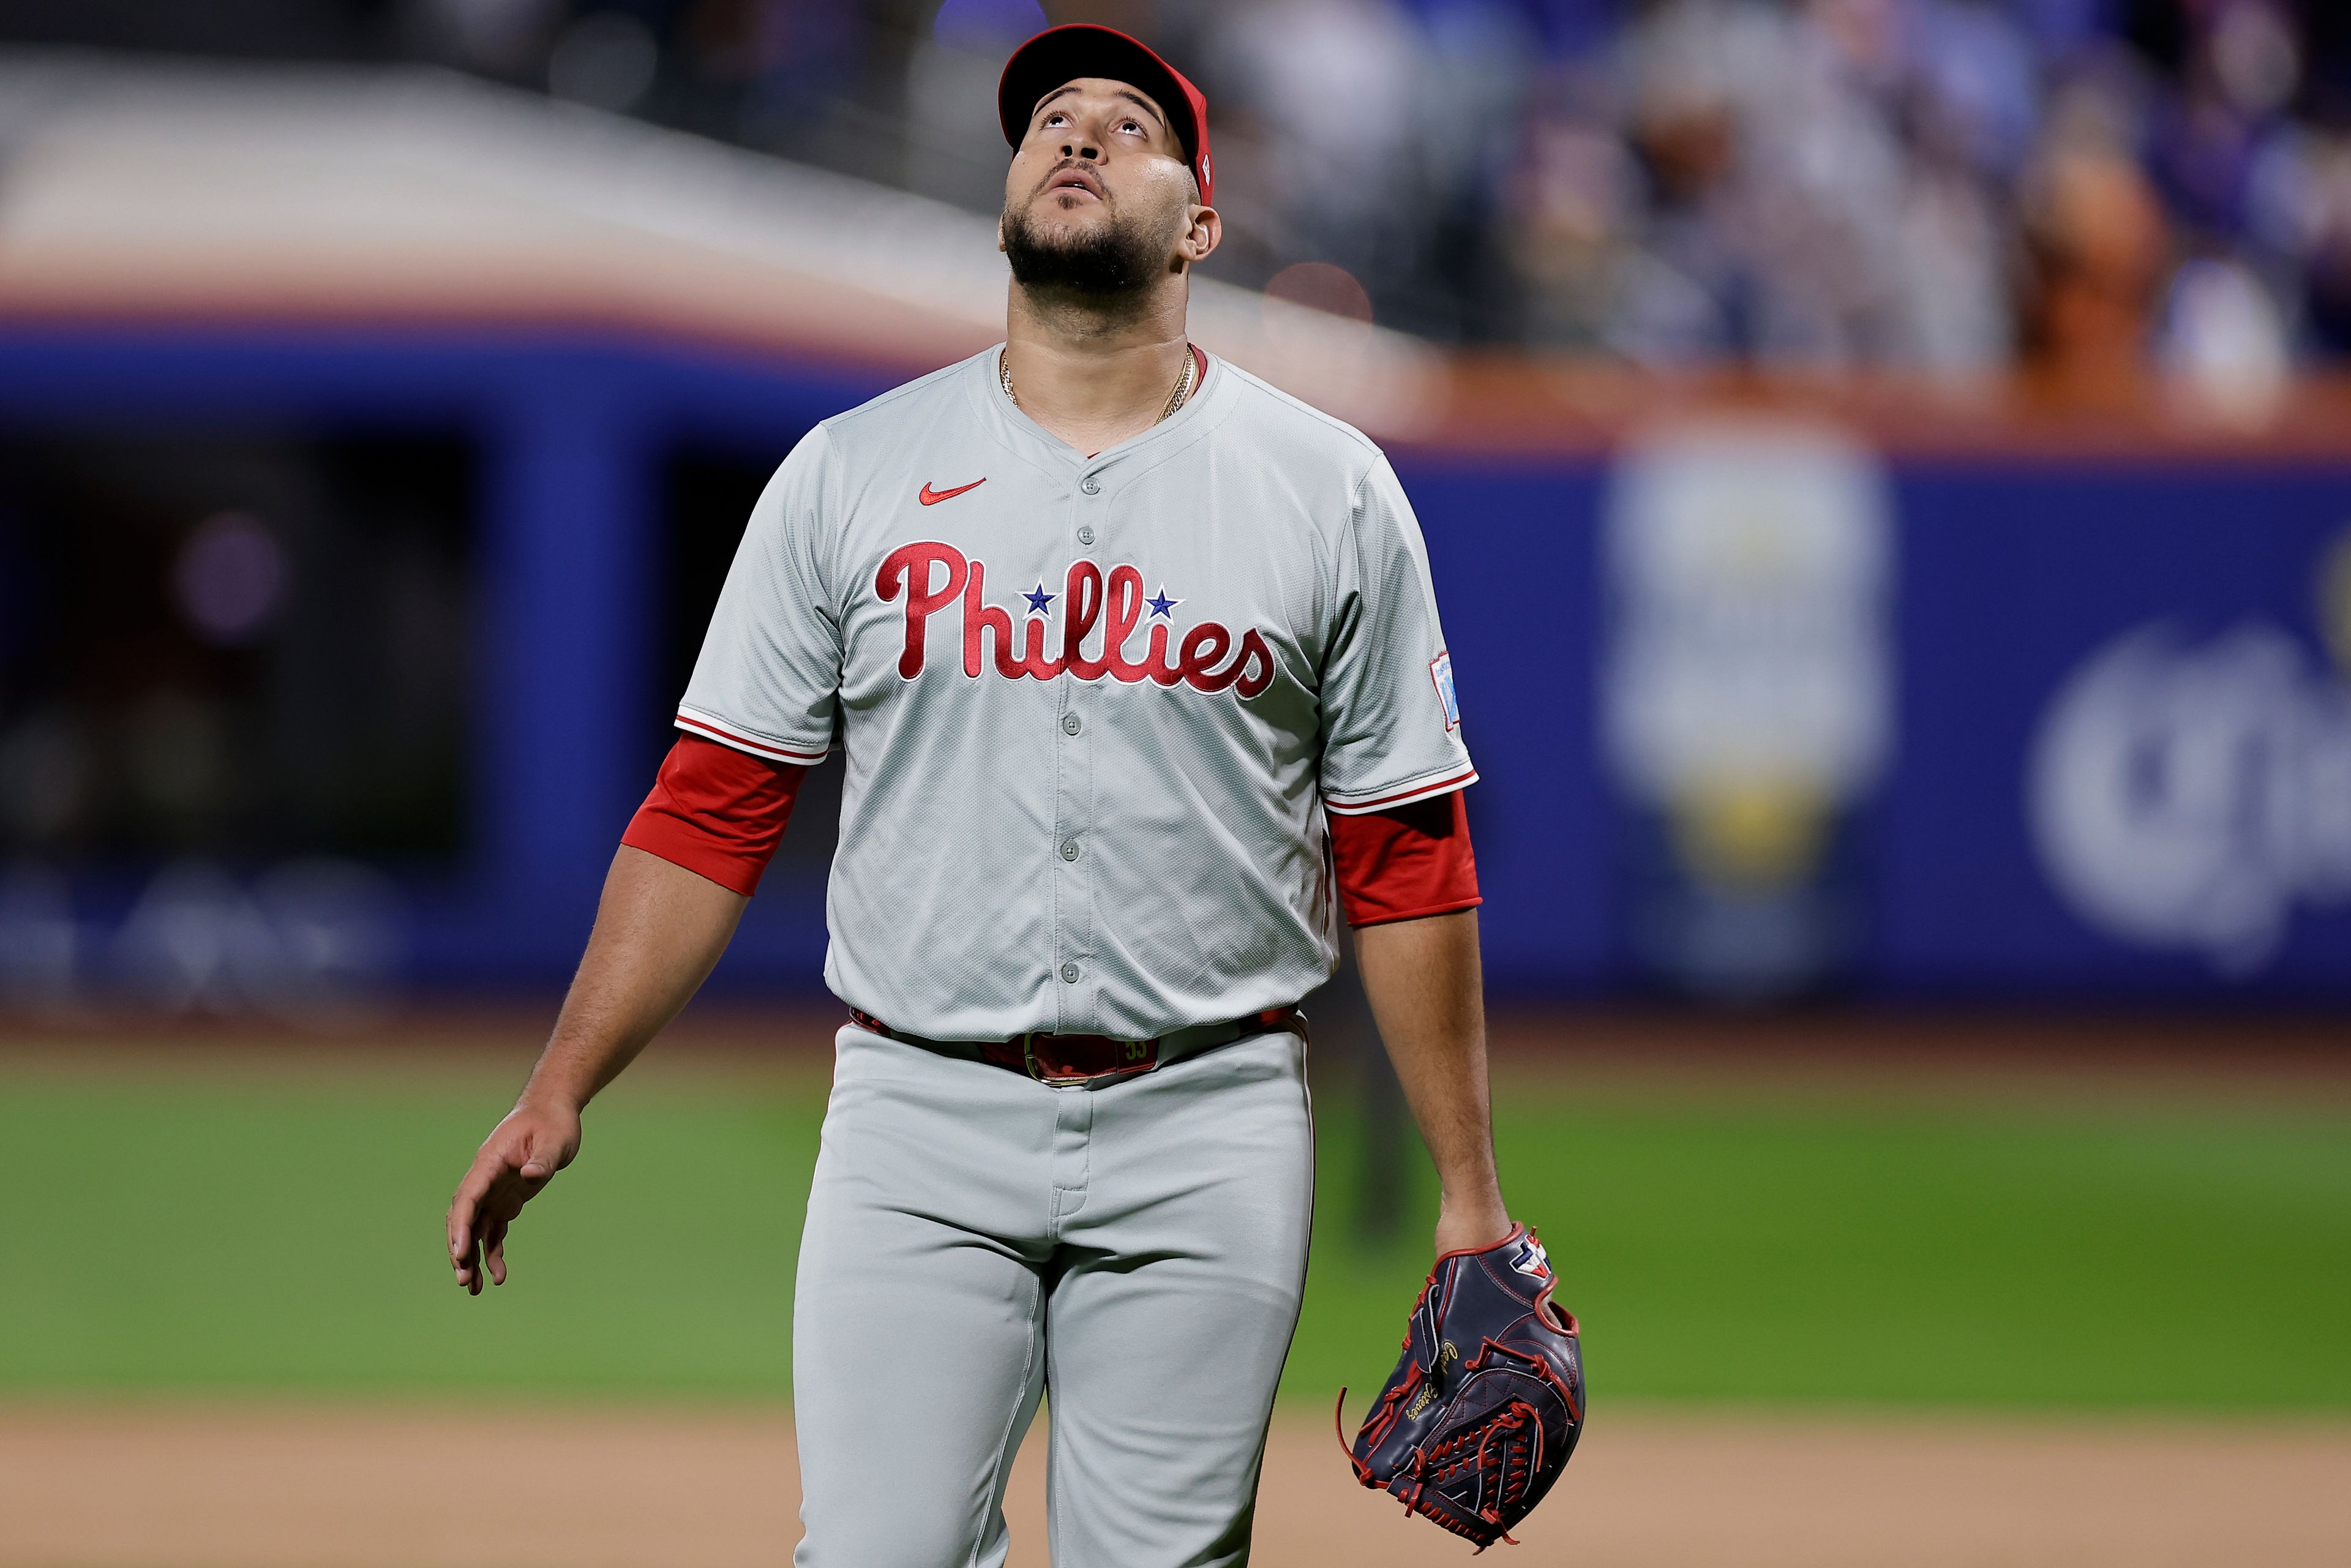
[1003,199,1169,298]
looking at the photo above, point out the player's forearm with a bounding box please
[517,846,749,1114]
[1353,909,1509,1246]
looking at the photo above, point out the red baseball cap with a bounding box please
[997,24,1213,206]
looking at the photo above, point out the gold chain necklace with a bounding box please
[1000,345,1197,424]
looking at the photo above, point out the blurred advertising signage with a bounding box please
[1602,422,1893,999]
[2027,531,2351,976]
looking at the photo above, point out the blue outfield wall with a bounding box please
[4,325,2348,1001]
[1881,465,2351,997]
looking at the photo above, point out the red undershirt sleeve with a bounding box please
[1328,789,1482,928]
[620,735,807,897]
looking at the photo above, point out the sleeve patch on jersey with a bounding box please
[1430,651,1461,732]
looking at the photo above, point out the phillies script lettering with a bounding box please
[877,541,1275,697]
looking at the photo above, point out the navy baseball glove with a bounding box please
[1338,1224,1584,1550]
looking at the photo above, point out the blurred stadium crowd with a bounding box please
[7,0,2351,374]
[7,2,2351,1014]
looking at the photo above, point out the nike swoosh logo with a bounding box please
[919,478,986,506]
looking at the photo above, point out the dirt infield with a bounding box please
[5,1405,2345,1567]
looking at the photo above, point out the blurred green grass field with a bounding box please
[2,1046,2345,1410]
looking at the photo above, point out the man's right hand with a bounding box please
[446,1098,582,1296]
[439,846,752,1297]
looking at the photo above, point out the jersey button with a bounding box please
[1061,712,1082,735]
[1076,524,1096,546]
[1080,475,1101,495]
[1060,839,1081,861]
[1060,961,1082,984]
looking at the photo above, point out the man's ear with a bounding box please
[1182,205,1222,266]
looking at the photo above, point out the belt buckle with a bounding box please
[1021,1031,1158,1087]
[1018,1032,1086,1087]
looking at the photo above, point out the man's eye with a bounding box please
[1120,121,1142,134]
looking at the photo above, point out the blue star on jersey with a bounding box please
[1147,588,1182,618]
[1024,583,1056,614]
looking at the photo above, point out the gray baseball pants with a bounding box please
[790,1021,1315,1567]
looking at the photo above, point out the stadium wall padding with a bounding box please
[4,327,2347,1000]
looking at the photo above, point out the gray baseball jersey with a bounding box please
[685,346,1474,1567]
[678,345,1474,1042]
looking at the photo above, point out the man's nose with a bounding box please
[1058,136,1101,162]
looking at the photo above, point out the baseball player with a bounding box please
[446,24,1515,1566]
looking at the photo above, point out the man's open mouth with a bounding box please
[1044,167,1105,201]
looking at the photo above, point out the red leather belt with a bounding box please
[847,1005,1303,1088]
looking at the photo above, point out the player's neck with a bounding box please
[1003,284,1192,456]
